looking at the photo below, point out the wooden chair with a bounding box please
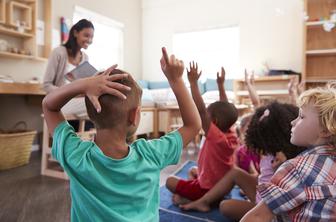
[41,114,95,180]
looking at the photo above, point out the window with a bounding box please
[73,6,124,70]
[173,26,240,80]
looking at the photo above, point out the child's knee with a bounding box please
[219,200,230,215]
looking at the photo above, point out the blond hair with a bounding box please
[297,81,336,146]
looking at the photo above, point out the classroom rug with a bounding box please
[159,161,245,222]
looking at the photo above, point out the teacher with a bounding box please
[43,19,94,93]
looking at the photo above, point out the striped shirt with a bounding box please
[257,145,336,222]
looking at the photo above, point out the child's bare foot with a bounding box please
[188,166,198,180]
[172,194,190,205]
[179,199,211,212]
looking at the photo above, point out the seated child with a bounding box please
[42,47,201,222]
[235,114,260,175]
[181,101,305,221]
[241,81,336,222]
[166,63,239,204]
[235,70,261,174]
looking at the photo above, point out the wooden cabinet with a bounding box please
[303,0,336,88]
[135,107,158,137]
[233,75,295,105]
[0,0,51,61]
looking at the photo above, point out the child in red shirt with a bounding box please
[166,63,238,204]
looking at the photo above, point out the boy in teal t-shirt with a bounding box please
[43,47,201,222]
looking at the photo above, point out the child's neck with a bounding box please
[94,128,129,159]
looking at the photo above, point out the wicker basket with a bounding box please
[0,129,37,170]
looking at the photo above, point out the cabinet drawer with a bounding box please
[136,111,154,135]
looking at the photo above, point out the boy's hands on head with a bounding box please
[187,61,202,84]
[160,47,184,83]
[216,67,225,87]
[43,64,130,136]
[85,65,131,113]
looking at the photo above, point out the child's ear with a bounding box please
[128,106,141,126]
[320,129,332,138]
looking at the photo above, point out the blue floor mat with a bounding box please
[159,161,245,222]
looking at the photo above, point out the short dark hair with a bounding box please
[85,69,142,129]
[245,101,305,159]
[207,101,238,132]
[63,19,94,57]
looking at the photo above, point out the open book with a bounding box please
[65,61,98,81]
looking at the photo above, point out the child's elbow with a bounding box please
[193,118,202,134]
[42,97,50,112]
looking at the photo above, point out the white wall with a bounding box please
[0,0,142,136]
[142,0,304,81]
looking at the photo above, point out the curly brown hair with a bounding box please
[245,101,305,159]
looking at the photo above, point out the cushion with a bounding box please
[148,81,170,89]
[137,80,149,89]
[142,88,154,101]
[205,78,234,92]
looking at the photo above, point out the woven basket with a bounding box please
[0,122,36,170]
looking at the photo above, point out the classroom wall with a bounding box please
[0,0,142,141]
[142,0,304,81]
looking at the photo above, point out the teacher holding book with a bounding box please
[43,19,94,93]
[43,19,94,122]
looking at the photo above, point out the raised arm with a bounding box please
[160,48,201,147]
[42,65,130,135]
[245,70,260,109]
[187,61,211,135]
[217,67,228,102]
[287,76,304,105]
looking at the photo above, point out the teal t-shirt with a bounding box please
[51,121,183,222]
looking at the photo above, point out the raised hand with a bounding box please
[217,67,225,87]
[244,69,255,86]
[160,47,184,83]
[244,69,260,108]
[86,65,130,113]
[187,61,202,84]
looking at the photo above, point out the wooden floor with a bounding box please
[0,144,198,222]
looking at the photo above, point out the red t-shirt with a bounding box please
[197,122,238,189]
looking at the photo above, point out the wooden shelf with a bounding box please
[0,82,45,95]
[7,1,32,30]
[0,50,33,59]
[305,76,336,82]
[303,0,336,86]
[17,0,36,3]
[306,20,336,27]
[0,26,33,37]
[0,0,5,24]
[306,49,336,56]
[0,51,48,61]
[236,89,288,97]
[234,75,293,83]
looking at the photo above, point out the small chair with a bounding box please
[41,114,95,180]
